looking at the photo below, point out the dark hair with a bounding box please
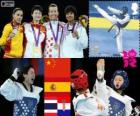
[22,65,34,74]
[12,7,23,14]
[31,5,43,14]
[122,6,128,15]
[111,70,129,90]
[16,65,34,82]
[64,5,77,16]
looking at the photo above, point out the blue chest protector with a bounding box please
[13,97,38,116]
[109,96,125,116]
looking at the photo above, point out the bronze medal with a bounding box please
[54,44,59,49]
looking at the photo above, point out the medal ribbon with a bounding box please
[67,22,76,33]
[31,24,41,47]
[50,22,59,44]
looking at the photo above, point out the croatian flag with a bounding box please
[44,99,70,116]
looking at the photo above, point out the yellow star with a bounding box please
[46,60,51,65]
[45,59,56,68]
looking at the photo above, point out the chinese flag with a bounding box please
[45,58,70,78]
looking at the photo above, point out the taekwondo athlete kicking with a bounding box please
[94,5,130,56]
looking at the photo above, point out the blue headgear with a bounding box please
[121,6,128,15]
[111,70,129,90]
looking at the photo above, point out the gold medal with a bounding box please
[54,44,59,49]
[34,47,40,53]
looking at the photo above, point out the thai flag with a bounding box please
[44,99,70,116]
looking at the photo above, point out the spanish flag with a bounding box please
[44,82,70,92]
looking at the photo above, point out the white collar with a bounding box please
[50,20,59,24]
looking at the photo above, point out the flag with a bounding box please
[44,99,70,116]
[45,58,70,77]
[44,58,71,116]
[44,92,70,102]
[44,82,70,92]
[44,100,57,114]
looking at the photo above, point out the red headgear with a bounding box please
[71,69,88,91]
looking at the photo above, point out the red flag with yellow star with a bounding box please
[45,58,70,78]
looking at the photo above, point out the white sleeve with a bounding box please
[108,6,122,15]
[24,23,29,35]
[76,26,88,49]
[124,95,135,116]
[24,24,28,37]
[72,97,77,110]
[35,86,43,94]
[24,23,34,39]
[125,101,133,116]
[0,79,23,101]
[33,86,43,104]
[116,14,130,25]
[93,79,109,101]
